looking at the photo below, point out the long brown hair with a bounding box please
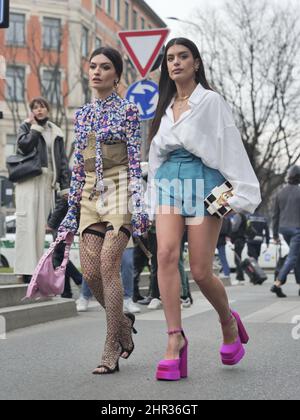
[149,38,213,142]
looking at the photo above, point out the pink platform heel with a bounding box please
[220,310,249,366]
[156,329,188,381]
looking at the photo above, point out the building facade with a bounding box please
[0,0,166,176]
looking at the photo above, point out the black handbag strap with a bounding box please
[6,148,38,164]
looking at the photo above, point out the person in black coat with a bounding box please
[14,97,70,283]
[230,213,248,283]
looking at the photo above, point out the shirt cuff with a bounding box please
[227,195,258,215]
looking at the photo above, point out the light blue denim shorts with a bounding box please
[155,149,225,217]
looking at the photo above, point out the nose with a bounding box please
[173,57,181,66]
[93,66,101,75]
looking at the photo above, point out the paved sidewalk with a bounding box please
[0,275,299,400]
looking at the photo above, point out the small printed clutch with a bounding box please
[204,181,234,219]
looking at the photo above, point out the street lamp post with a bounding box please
[166,17,201,33]
[166,17,203,51]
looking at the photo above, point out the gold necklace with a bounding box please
[175,94,190,101]
[174,94,190,111]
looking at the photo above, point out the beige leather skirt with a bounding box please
[79,135,132,236]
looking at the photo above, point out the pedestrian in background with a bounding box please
[133,235,151,303]
[247,212,270,261]
[14,97,70,284]
[272,165,300,298]
[230,212,248,284]
[122,237,142,314]
[217,217,232,285]
[180,232,193,308]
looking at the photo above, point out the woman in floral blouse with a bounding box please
[59,47,149,375]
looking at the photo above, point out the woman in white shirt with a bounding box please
[147,38,262,381]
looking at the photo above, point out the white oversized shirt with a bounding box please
[146,84,262,219]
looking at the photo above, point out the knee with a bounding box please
[158,247,180,268]
[190,264,212,286]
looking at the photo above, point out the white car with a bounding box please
[0,216,80,268]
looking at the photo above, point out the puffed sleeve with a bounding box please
[215,96,262,214]
[182,93,262,214]
[58,113,86,235]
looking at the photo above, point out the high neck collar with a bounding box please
[94,91,118,106]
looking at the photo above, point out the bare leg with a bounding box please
[156,210,186,360]
[188,217,238,344]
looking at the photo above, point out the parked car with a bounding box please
[0,216,80,268]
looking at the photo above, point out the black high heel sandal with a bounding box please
[120,313,138,360]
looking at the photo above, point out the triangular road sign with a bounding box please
[119,28,169,79]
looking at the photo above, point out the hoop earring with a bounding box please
[114,80,119,91]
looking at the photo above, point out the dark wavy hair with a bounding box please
[89,47,123,83]
[149,38,213,142]
[29,97,50,112]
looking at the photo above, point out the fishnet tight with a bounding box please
[80,229,132,372]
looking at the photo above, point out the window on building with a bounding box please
[6,66,25,102]
[95,37,102,49]
[106,0,111,15]
[141,17,145,30]
[82,77,91,104]
[125,2,130,29]
[43,17,61,50]
[82,26,89,58]
[5,135,17,159]
[42,69,61,105]
[96,0,102,8]
[6,13,25,46]
[133,10,138,30]
[115,0,121,22]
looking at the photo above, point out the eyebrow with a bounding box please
[90,62,112,66]
[167,51,190,57]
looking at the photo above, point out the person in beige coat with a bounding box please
[14,97,70,283]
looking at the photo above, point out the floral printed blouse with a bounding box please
[59,92,149,237]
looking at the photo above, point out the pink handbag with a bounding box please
[25,232,74,300]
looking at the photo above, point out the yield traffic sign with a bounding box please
[119,28,169,79]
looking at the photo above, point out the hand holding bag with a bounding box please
[204,181,234,219]
[25,231,74,300]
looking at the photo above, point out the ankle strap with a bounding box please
[168,329,184,336]
[219,312,234,327]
